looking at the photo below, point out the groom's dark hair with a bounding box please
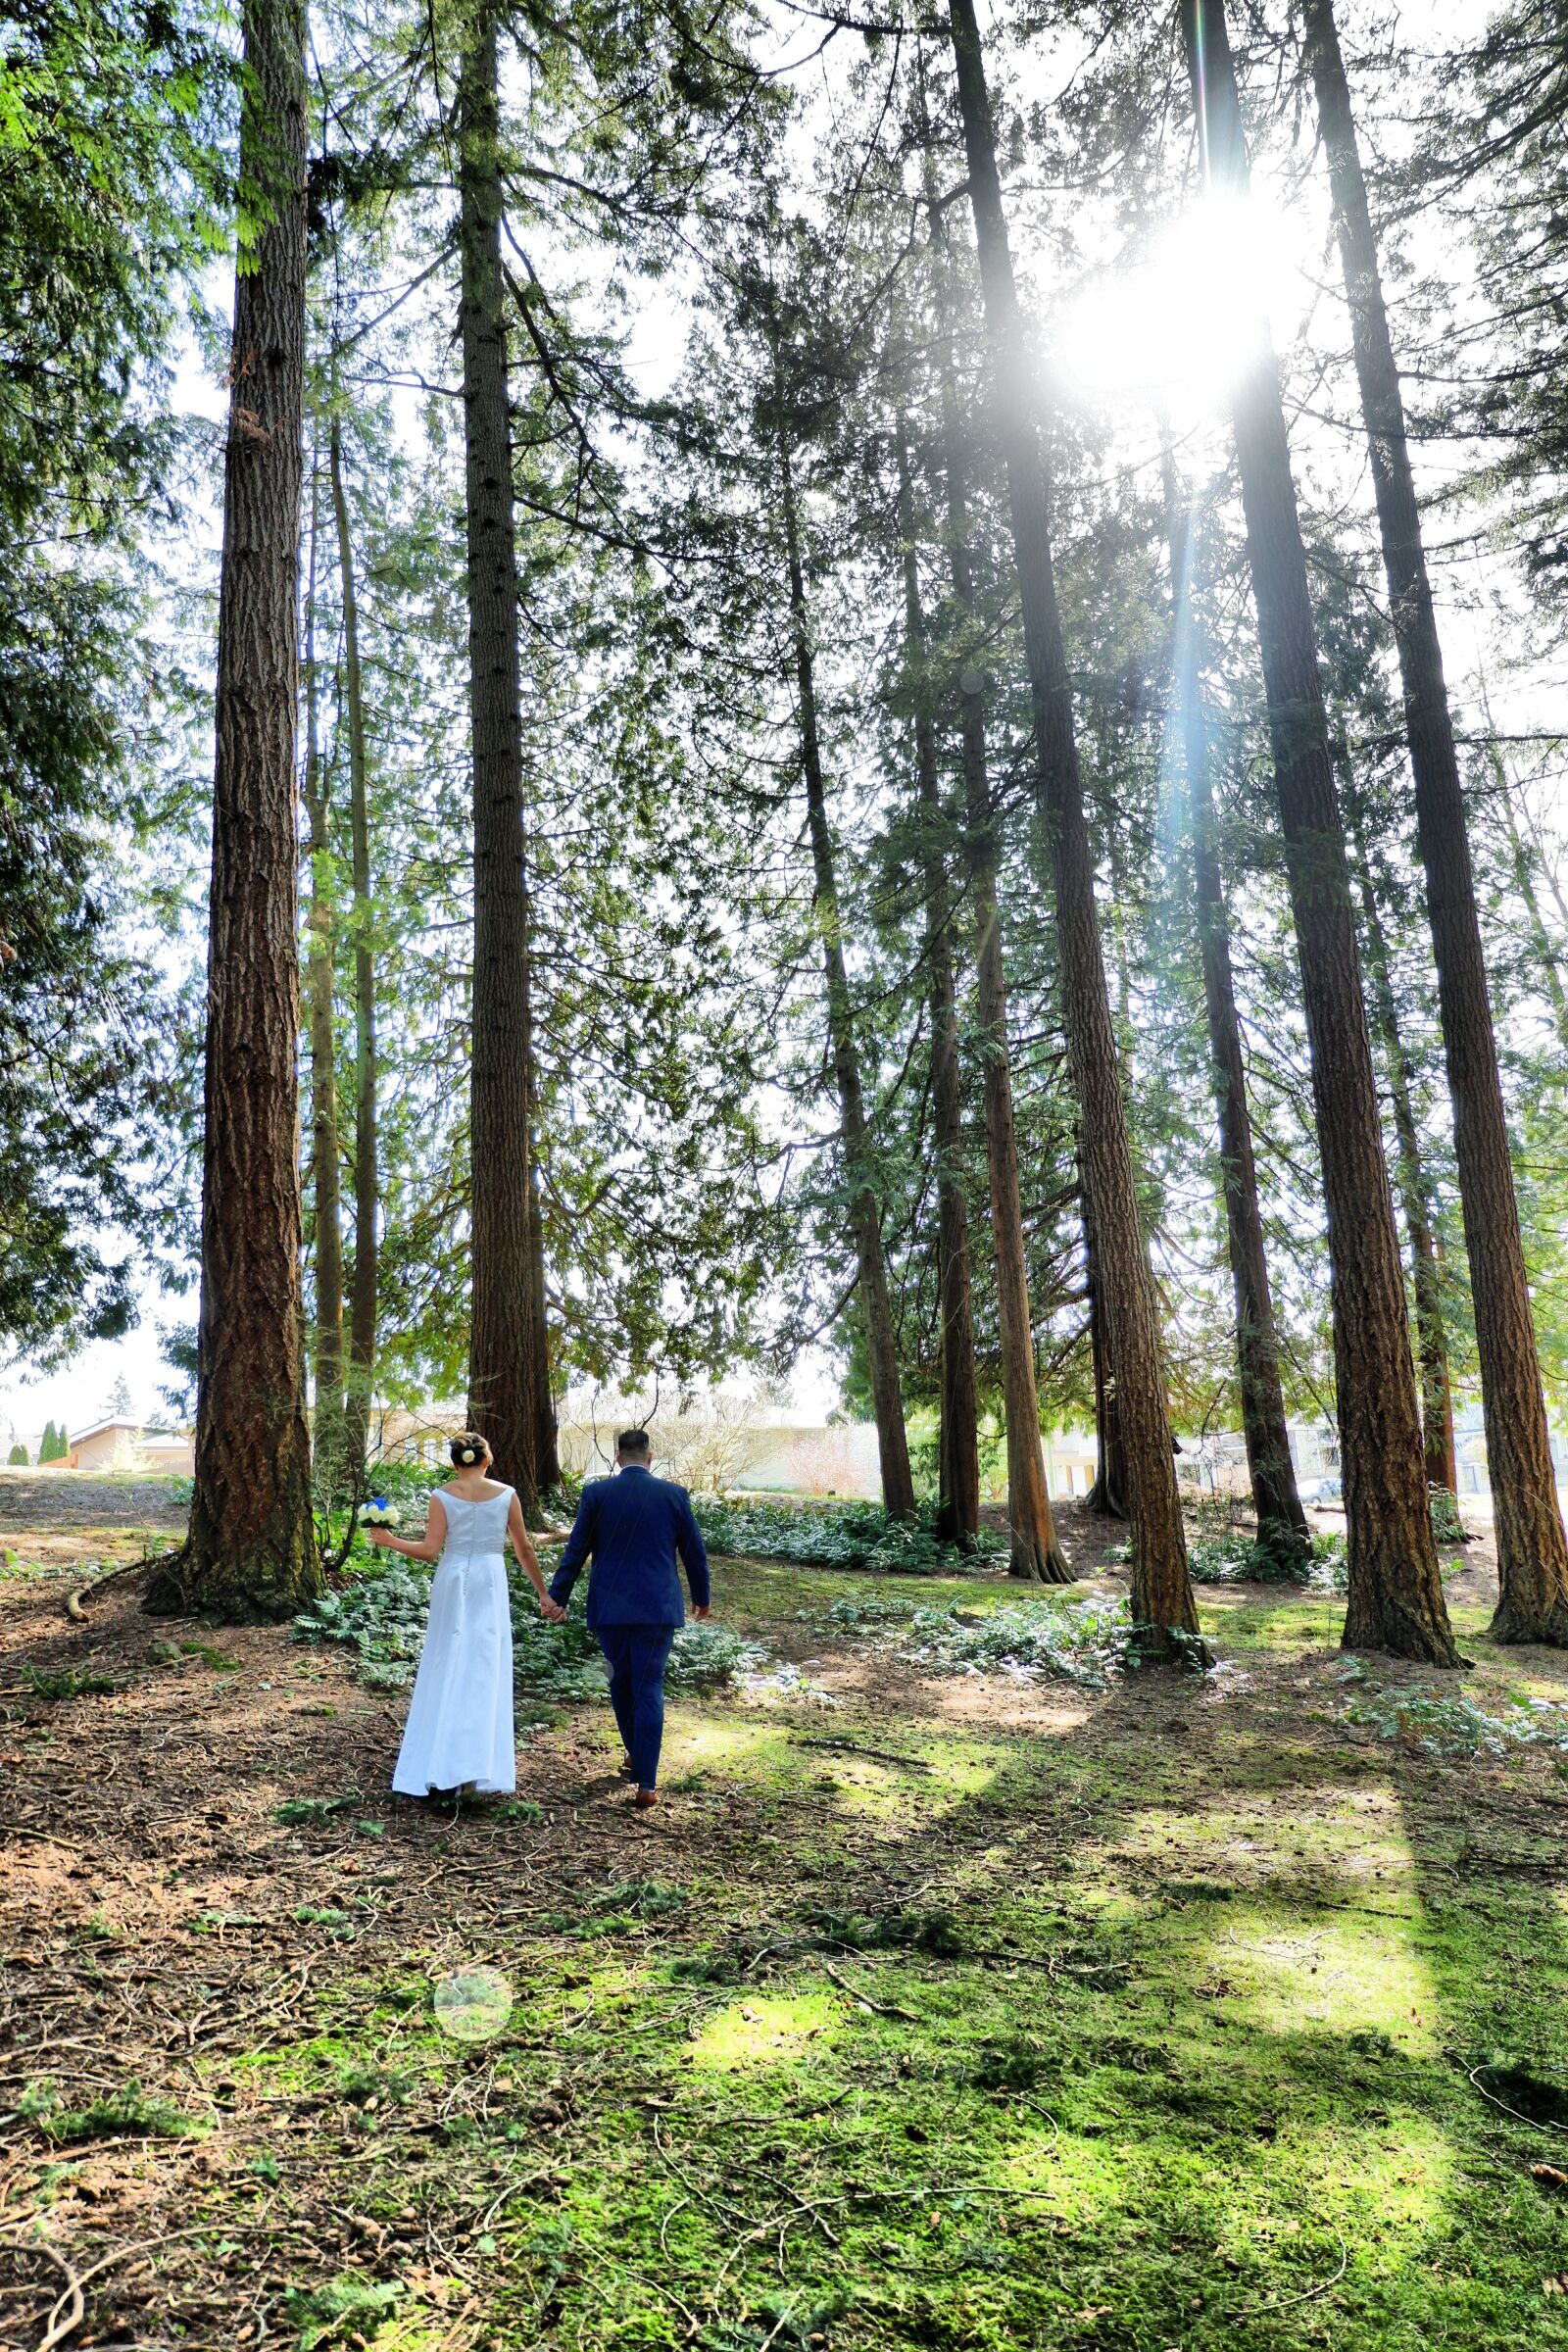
[616,1428,652,1458]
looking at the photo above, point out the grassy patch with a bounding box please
[19,2081,208,2143]
[281,2276,403,2350]
[19,1661,118,1698]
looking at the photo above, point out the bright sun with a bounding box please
[1055,191,1303,410]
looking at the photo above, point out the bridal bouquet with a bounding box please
[359,1496,400,1531]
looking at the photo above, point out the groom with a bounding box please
[549,1429,710,1809]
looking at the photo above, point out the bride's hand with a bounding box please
[539,1594,567,1623]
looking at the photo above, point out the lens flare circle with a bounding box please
[433,1965,513,2042]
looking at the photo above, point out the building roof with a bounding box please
[67,1419,191,1447]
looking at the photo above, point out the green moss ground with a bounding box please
[4,1544,1568,2347]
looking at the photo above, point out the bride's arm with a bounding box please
[368,1494,447,1562]
[508,1492,564,1618]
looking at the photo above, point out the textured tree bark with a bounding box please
[150,0,317,1618]
[1082,1177,1128,1520]
[948,0,1194,1641]
[458,2,553,1509]
[966,688,1073,1583]
[1163,466,1309,1567]
[897,428,980,1548]
[303,464,345,1464]
[1304,0,1566,1644]
[1348,826,1458,1494]
[327,415,378,1482]
[934,383,1070,1578]
[779,425,915,1521]
[1184,0,1456,1662]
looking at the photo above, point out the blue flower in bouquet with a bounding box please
[360,1496,399,1531]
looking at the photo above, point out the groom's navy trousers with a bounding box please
[549,1465,710,1791]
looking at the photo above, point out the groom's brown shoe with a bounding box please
[633,1788,659,1809]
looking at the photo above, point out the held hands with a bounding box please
[538,1593,568,1624]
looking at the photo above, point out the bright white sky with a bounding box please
[0,0,1548,1453]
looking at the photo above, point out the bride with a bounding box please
[367,1431,564,1798]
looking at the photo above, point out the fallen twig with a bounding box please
[791,1736,933,1773]
[1234,2225,1348,2315]
[814,1954,920,2021]
[1467,2064,1568,2138]
[29,2239,84,2352]
[0,1826,85,1856]
[64,1559,155,1607]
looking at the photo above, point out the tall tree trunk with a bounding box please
[150,0,317,1618]
[327,414,378,1482]
[1082,1174,1127,1519]
[779,423,915,1521]
[457,1,552,1509]
[303,454,345,1467]
[897,427,980,1547]
[932,261,1070,1581]
[1347,819,1458,1494]
[1305,0,1566,1644]
[1183,0,1456,1662]
[966,676,1072,1582]
[947,0,1194,1642]
[1163,463,1309,1568]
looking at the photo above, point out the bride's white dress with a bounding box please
[392,1486,516,1795]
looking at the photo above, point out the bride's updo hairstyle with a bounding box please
[450,1432,491,1469]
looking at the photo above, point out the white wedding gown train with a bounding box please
[392,1486,516,1795]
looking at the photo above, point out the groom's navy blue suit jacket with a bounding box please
[549,1464,710,1628]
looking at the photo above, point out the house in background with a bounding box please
[45,1421,195,1476]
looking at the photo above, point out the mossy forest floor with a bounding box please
[3,1488,1568,2351]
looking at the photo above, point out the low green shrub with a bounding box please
[21,1663,117,1698]
[897,1595,1133,1689]
[1186,1533,1268,1585]
[271,1796,356,1826]
[19,2081,207,2143]
[801,1593,922,1632]
[1429,1485,1467,1545]
[1346,1683,1568,1757]
[1308,1534,1349,1594]
[801,1904,965,1956]
[295,1557,767,1698]
[1185,1528,1331,1587]
[667,1620,767,1688]
[691,1494,1004,1575]
[589,1878,686,1919]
